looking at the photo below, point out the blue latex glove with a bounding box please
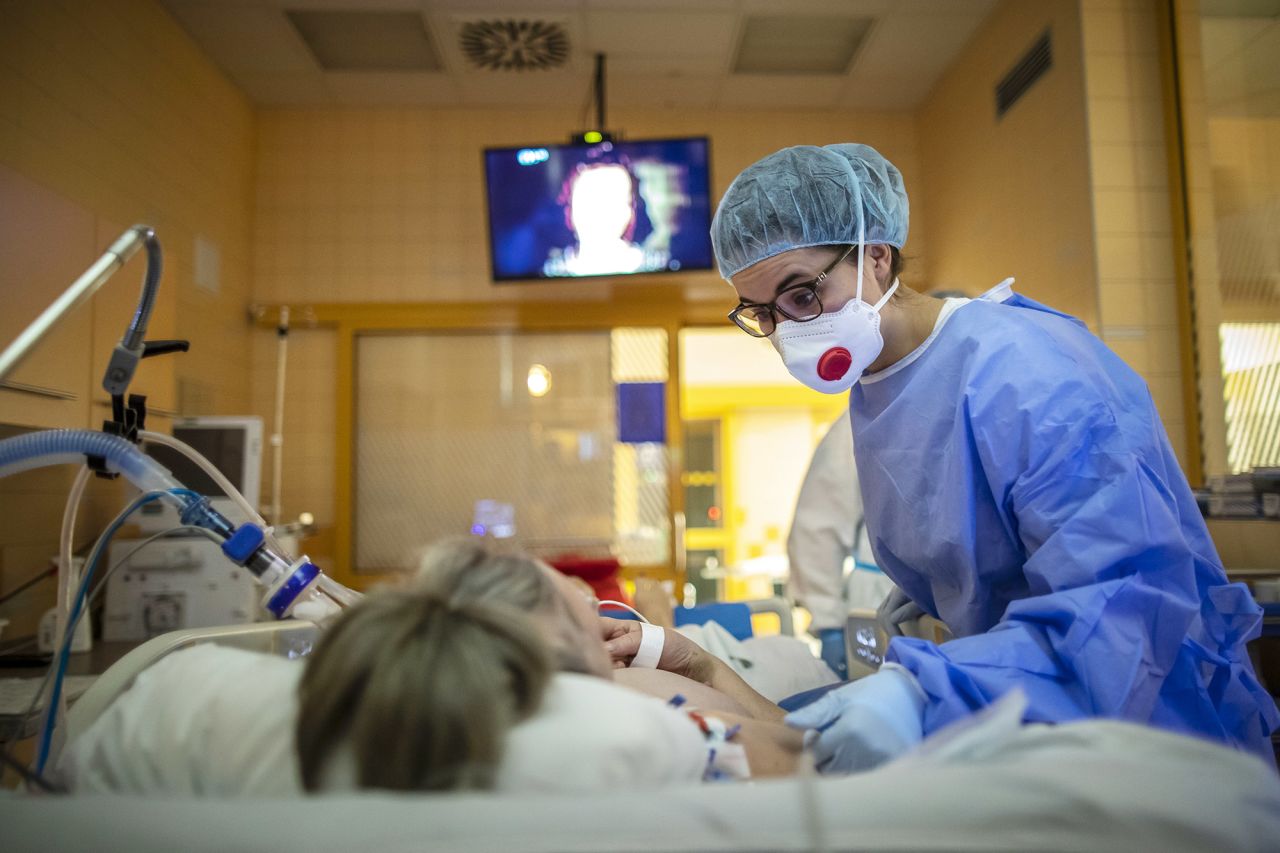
[818,628,848,680]
[785,663,927,773]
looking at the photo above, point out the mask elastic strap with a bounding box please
[872,277,900,313]
[855,217,866,305]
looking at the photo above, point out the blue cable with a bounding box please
[34,488,196,773]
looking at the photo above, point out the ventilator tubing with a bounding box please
[0,429,351,621]
[0,429,180,493]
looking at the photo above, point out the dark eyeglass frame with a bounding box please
[727,245,855,338]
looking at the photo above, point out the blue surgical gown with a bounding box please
[850,292,1279,767]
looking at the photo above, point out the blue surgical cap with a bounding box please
[711,143,910,280]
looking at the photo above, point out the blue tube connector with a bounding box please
[266,561,321,618]
[221,522,266,563]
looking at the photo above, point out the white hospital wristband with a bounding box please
[629,622,665,669]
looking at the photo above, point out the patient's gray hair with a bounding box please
[296,539,590,792]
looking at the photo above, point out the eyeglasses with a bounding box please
[728,245,855,337]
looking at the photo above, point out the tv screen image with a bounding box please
[484,137,713,281]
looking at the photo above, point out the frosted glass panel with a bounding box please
[355,329,669,573]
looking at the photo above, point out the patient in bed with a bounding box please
[295,539,802,792]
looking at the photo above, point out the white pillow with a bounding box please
[58,645,303,796]
[59,644,710,796]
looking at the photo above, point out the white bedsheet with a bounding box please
[9,717,1279,852]
[677,620,839,702]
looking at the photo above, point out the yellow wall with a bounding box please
[917,0,1204,471]
[252,107,925,305]
[0,0,255,631]
[917,0,1097,325]
[1082,0,1194,470]
[0,0,255,417]
[249,108,924,528]
[0,1,1226,610]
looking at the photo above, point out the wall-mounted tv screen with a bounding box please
[484,137,713,282]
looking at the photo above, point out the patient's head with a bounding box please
[295,539,611,792]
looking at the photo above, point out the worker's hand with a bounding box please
[877,587,926,638]
[818,627,848,679]
[598,616,713,682]
[784,663,927,773]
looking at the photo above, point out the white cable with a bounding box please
[57,466,91,621]
[50,465,91,761]
[87,525,223,608]
[138,430,263,525]
[0,468,89,779]
[597,599,650,624]
[10,524,216,776]
[25,490,184,776]
[270,306,289,526]
[136,430,293,558]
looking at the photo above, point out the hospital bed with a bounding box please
[6,723,1279,852]
[4,620,1277,853]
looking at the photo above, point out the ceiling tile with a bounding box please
[428,0,585,10]
[609,74,720,108]
[1209,88,1280,117]
[607,54,730,76]
[742,0,892,13]
[454,70,590,106]
[158,0,1001,110]
[1199,0,1280,16]
[287,10,442,71]
[161,1,316,73]
[840,13,991,107]
[263,0,425,9]
[1201,17,1275,70]
[234,72,332,106]
[584,10,738,56]
[326,72,461,106]
[734,15,872,74]
[888,0,996,15]
[584,0,736,9]
[717,75,846,109]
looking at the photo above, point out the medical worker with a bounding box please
[711,143,1279,772]
[787,409,892,679]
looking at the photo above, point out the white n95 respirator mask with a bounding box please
[771,238,899,394]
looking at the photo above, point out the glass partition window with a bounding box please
[1195,5,1280,472]
[355,329,669,573]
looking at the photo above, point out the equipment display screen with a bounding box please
[846,615,886,671]
[149,428,246,494]
[483,137,714,281]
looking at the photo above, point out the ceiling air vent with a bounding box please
[996,30,1052,118]
[459,20,570,71]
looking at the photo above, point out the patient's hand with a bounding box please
[599,616,713,683]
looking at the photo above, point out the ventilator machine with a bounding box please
[0,225,360,777]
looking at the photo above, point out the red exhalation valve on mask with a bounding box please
[817,347,853,381]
